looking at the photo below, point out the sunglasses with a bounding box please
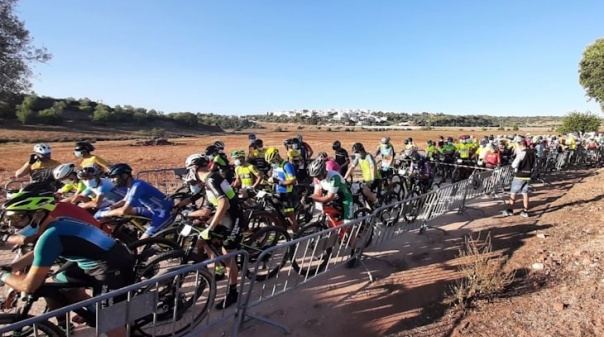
[4,212,28,222]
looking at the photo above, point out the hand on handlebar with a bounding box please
[200,227,212,240]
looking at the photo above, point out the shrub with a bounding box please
[481,127,487,131]
[512,123,519,131]
[327,127,332,132]
[297,126,304,130]
[497,126,505,131]
[449,232,515,312]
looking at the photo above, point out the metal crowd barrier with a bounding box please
[0,250,249,337]
[136,168,189,195]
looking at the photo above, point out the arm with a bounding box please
[15,162,32,178]
[8,251,35,272]
[280,163,297,187]
[343,162,356,180]
[3,266,50,293]
[80,193,105,209]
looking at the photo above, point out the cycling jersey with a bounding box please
[439,144,457,157]
[352,153,381,182]
[426,145,436,158]
[249,148,269,173]
[334,148,349,174]
[378,144,395,169]
[458,144,471,159]
[34,218,134,297]
[235,163,260,188]
[18,202,106,237]
[59,181,87,195]
[272,161,297,194]
[124,180,174,236]
[315,170,353,220]
[79,155,110,171]
[201,171,241,235]
[29,159,61,171]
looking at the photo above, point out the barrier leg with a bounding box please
[241,313,292,335]
[457,186,485,219]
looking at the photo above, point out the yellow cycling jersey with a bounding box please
[458,144,472,159]
[79,155,110,171]
[59,181,87,194]
[235,163,260,188]
[30,159,61,171]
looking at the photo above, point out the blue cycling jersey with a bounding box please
[125,179,172,212]
[272,161,297,194]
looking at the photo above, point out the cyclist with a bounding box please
[74,141,111,172]
[76,167,127,218]
[332,140,350,174]
[343,143,380,208]
[205,145,235,184]
[52,163,86,202]
[248,139,269,176]
[231,150,262,196]
[181,154,242,310]
[425,140,437,159]
[2,191,134,337]
[265,147,299,231]
[15,143,61,180]
[317,151,341,172]
[375,136,395,181]
[307,159,353,223]
[286,137,309,182]
[297,134,314,159]
[95,164,174,240]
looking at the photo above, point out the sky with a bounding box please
[17,0,604,116]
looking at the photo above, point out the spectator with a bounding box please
[502,140,535,218]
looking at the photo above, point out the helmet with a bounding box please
[446,137,453,142]
[231,150,246,159]
[185,154,208,168]
[265,147,279,163]
[248,133,256,140]
[427,140,433,145]
[381,137,390,144]
[183,170,199,183]
[204,145,219,157]
[254,139,263,148]
[4,191,56,213]
[407,137,413,143]
[77,166,98,179]
[53,163,77,180]
[75,141,95,153]
[214,140,225,151]
[332,140,341,150]
[307,159,326,178]
[317,151,328,160]
[287,149,300,160]
[33,143,51,156]
[108,163,133,177]
[352,142,364,153]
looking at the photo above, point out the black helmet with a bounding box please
[332,140,341,150]
[204,145,219,157]
[254,139,264,147]
[75,141,95,153]
[77,166,98,179]
[427,140,433,145]
[108,163,133,177]
[352,142,364,153]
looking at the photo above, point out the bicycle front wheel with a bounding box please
[242,226,290,281]
[290,222,332,276]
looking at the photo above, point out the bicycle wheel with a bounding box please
[402,190,423,223]
[290,222,332,276]
[128,237,182,265]
[377,191,401,227]
[0,314,63,337]
[388,181,404,200]
[153,226,205,263]
[451,167,461,183]
[242,226,290,281]
[353,208,374,249]
[246,211,282,232]
[131,253,216,337]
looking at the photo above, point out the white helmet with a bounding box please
[33,143,51,156]
[185,154,208,168]
[53,163,76,180]
[381,136,390,144]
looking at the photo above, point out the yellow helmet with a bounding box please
[264,147,279,162]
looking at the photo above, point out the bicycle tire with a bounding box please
[451,168,461,183]
[246,211,283,232]
[131,252,215,337]
[128,236,182,265]
[402,190,422,223]
[378,191,401,227]
[153,225,206,263]
[0,314,63,337]
[290,222,332,276]
[242,226,290,281]
[353,208,374,249]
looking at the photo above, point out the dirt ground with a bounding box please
[0,129,601,337]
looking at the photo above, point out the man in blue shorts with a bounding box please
[96,164,174,239]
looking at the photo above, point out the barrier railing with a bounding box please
[0,250,249,337]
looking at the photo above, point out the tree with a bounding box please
[92,104,112,122]
[15,94,38,124]
[579,39,604,111]
[0,0,52,98]
[558,110,601,134]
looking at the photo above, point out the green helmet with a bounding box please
[4,191,56,213]
[231,149,246,159]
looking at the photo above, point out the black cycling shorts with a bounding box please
[278,193,296,213]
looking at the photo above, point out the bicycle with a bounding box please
[290,202,372,275]
[347,178,400,227]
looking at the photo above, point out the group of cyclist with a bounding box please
[1,131,599,331]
